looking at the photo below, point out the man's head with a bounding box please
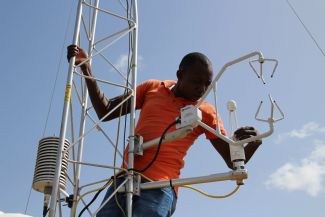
[174,52,213,101]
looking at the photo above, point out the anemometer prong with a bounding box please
[255,94,285,123]
[249,58,279,84]
[195,51,282,146]
[224,95,284,180]
[273,99,285,122]
[194,51,283,182]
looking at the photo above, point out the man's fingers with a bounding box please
[67,44,78,51]
[234,126,259,141]
[234,129,257,137]
[67,45,80,61]
[235,126,254,132]
[236,134,251,140]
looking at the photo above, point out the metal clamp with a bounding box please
[134,135,144,155]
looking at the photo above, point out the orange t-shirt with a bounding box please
[124,80,226,181]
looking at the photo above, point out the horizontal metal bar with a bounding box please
[63,94,133,155]
[83,1,135,24]
[75,26,134,69]
[140,126,193,151]
[73,70,133,91]
[67,159,127,171]
[120,170,248,192]
[79,177,112,190]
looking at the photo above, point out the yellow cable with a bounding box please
[133,171,240,199]
[75,170,126,205]
[134,171,153,182]
[181,184,240,199]
[70,179,112,217]
[76,179,113,205]
[73,171,239,216]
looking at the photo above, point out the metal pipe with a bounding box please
[196,51,264,108]
[83,1,136,24]
[127,171,247,191]
[93,178,128,217]
[63,94,132,155]
[126,1,139,216]
[48,1,84,216]
[141,126,193,151]
[70,1,100,216]
[67,159,127,171]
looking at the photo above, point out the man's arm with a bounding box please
[209,137,233,169]
[209,126,262,169]
[67,45,131,121]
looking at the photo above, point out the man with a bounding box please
[67,45,262,217]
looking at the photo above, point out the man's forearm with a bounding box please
[80,64,131,121]
[80,64,111,120]
[244,142,261,164]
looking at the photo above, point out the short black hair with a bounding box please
[179,52,212,71]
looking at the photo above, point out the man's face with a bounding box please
[177,63,212,101]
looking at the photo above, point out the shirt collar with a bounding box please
[161,80,198,105]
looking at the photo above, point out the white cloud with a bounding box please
[265,140,325,197]
[112,54,143,74]
[276,122,325,143]
[114,54,129,73]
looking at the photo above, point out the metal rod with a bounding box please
[197,120,232,143]
[122,171,247,191]
[74,25,135,68]
[93,178,128,217]
[48,1,84,216]
[141,126,193,151]
[86,114,126,162]
[73,70,133,91]
[70,1,100,215]
[94,26,134,46]
[79,178,113,191]
[63,94,132,155]
[197,119,274,146]
[212,84,221,134]
[196,51,264,108]
[126,1,138,216]
[94,48,131,84]
[80,197,93,216]
[83,1,135,24]
[67,159,127,171]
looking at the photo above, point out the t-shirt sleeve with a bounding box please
[135,80,159,109]
[200,103,227,140]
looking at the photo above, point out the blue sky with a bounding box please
[1,0,325,216]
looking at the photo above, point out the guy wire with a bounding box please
[24,0,76,214]
[286,0,325,57]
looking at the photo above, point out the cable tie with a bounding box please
[169,179,173,188]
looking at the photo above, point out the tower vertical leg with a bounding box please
[70,1,101,216]
[48,1,84,217]
[126,1,139,216]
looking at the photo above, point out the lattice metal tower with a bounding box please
[36,1,139,216]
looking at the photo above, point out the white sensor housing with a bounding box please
[176,105,202,129]
[227,100,237,112]
[32,137,70,193]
